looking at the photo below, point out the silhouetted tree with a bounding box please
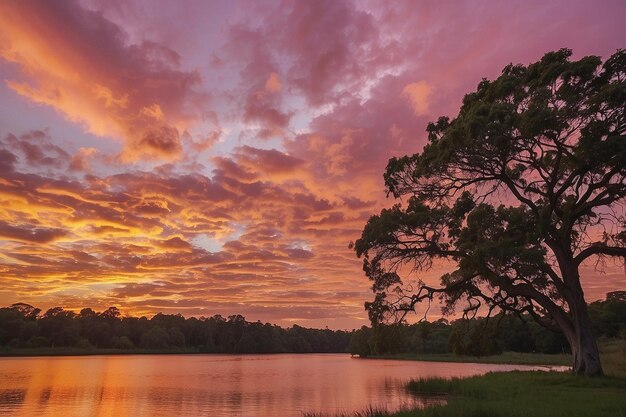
[234,332,258,353]
[141,326,170,349]
[100,306,121,320]
[10,303,41,320]
[347,326,372,357]
[112,335,135,349]
[39,307,80,347]
[449,319,502,356]
[354,49,625,376]
[588,291,626,338]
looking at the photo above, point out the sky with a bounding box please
[0,0,624,329]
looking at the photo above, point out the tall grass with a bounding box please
[600,338,626,378]
[303,405,391,417]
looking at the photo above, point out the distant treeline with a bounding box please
[1,291,624,356]
[0,306,352,353]
[348,291,626,357]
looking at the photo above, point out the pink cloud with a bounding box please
[0,0,208,161]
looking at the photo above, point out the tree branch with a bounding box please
[575,244,626,265]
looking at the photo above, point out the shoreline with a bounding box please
[363,351,572,366]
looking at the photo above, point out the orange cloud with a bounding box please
[402,81,433,116]
[69,147,98,172]
[265,72,282,93]
[0,1,206,162]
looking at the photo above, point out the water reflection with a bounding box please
[0,354,565,416]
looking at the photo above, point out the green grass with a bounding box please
[391,371,626,417]
[600,338,626,378]
[370,351,571,366]
[304,405,391,417]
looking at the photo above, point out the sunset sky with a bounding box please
[0,0,624,329]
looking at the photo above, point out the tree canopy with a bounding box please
[354,49,626,376]
[0,304,352,354]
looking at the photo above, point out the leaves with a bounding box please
[356,49,626,335]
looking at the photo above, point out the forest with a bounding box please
[0,305,352,354]
[0,291,623,356]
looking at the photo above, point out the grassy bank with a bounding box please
[391,371,626,417]
[369,351,571,366]
[599,338,626,378]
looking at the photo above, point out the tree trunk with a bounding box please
[571,329,603,376]
[553,246,605,377]
[569,286,604,376]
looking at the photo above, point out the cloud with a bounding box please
[220,0,399,108]
[2,131,70,169]
[0,0,207,162]
[402,81,433,116]
[0,222,67,244]
[235,146,305,177]
[0,150,17,174]
[131,125,182,160]
[188,130,222,153]
[243,90,291,139]
[69,147,98,172]
[265,72,282,93]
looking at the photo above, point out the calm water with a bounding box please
[0,354,563,416]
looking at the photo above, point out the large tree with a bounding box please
[354,49,625,376]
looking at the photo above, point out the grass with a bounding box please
[313,339,626,417]
[389,371,626,417]
[370,351,571,366]
[304,405,392,417]
[600,338,626,378]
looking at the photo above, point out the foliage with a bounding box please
[354,49,626,376]
[588,290,626,338]
[0,304,352,354]
[348,292,622,358]
[347,326,373,357]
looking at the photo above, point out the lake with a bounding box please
[0,354,564,416]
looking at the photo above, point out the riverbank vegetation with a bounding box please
[348,292,625,362]
[396,340,626,417]
[394,370,626,417]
